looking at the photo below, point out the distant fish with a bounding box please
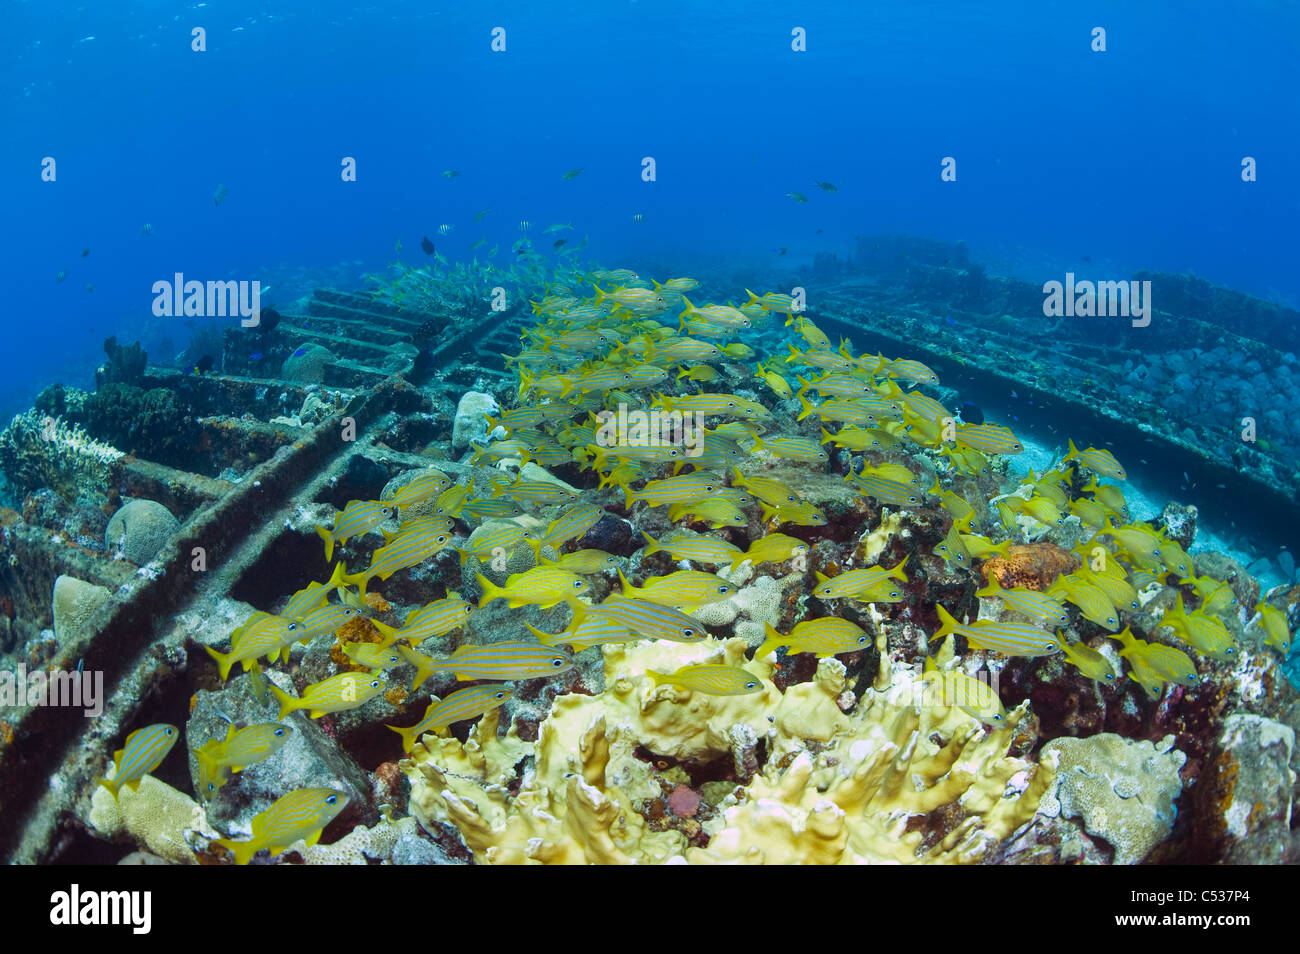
[519,220,531,232]
[773,247,788,255]
[438,224,452,235]
[81,248,89,257]
[192,354,215,374]
[561,168,584,180]
[56,270,66,283]
[395,238,403,253]
[470,238,486,249]
[249,352,263,360]
[140,223,153,235]
[814,181,838,192]
[258,305,281,333]
[786,192,808,203]
[291,346,310,358]
[213,183,228,205]
[85,284,93,292]
[442,169,461,178]
[473,208,491,221]
[553,239,567,250]
[421,236,436,255]
[544,223,573,234]
[960,401,984,425]
[631,213,645,223]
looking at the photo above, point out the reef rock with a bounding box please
[1212,714,1295,864]
[52,575,112,643]
[280,344,336,384]
[105,498,180,565]
[981,543,1078,590]
[1039,733,1184,865]
[452,391,499,451]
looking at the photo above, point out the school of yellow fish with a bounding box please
[96,264,1294,864]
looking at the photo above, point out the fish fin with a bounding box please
[315,525,335,562]
[204,644,236,682]
[640,531,660,555]
[214,837,260,866]
[475,573,502,608]
[616,568,635,597]
[326,562,349,590]
[888,555,910,581]
[646,670,669,686]
[934,605,960,642]
[267,684,299,721]
[796,393,815,421]
[369,618,399,645]
[755,623,784,658]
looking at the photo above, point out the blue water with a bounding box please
[4,1,1298,418]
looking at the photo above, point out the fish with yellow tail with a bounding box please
[934,605,1059,657]
[1114,626,1198,697]
[339,523,454,597]
[212,788,349,865]
[386,685,512,753]
[1053,633,1117,683]
[812,557,909,600]
[617,568,734,608]
[396,641,572,686]
[1255,601,1293,657]
[477,567,589,608]
[370,593,472,645]
[194,723,292,795]
[99,723,179,798]
[382,469,451,511]
[920,656,1007,725]
[648,664,763,696]
[314,499,394,561]
[731,532,808,570]
[268,672,385,719]
[756,618,870,658]
[1062,439,1127,480]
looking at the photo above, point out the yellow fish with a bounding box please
[99,724,179,798]
[213,788,349,865]
[477,567,590,608]
[648,665,763,696]
[617,569,734,608]
[268,672,386,719]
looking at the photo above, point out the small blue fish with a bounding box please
[292,346,309,358]
[250,352,263,360]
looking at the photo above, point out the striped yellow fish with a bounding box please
[213,788,349,865]
[812,559,909,599]
[576,597,711,642]
[539,549,620,574]
[617,569,734,608]
[477,567,589,608]
[400,640,573,685]
[99,723,179,798]
[315,500,394,561]
[387,685,512,753]
[371,593,472,644]
[455,524,529,565]
[934,605,1059,657]
[732,533,808,570]
[194,723,292,795]
[340,525,454,596]
[756,619,870,658]
[921,656,1006,725]
[1063,439,1127,480]
[268,672,386,719]
[648,664,763,695]
[641,531,743,565]
[524,616,639,652]
[383,470,451,510]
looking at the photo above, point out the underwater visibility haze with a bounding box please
[0,1,1298,870]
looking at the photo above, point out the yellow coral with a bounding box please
[403,635,1056,865]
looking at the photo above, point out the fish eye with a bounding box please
[165,728,174,735]
[370,680,380,688]
[1105,674,1115,681]
[683,629,696,637]
[287,622,297,630]
[1226,647,1236,654]
[326,795,337,805]
[552,658,564,667]
[857,635,868,644]
[274,728,285,736]
[994,714,1004,721]
[574,581,584,588]
[746,682,758,690]
[207,782,215,791]
[718,586,730,593]
[495,691,506,699]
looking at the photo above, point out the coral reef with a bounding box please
[105,499,180,565]
[52,575,112,643]
[405,639,1055,864]
[281,345,336,384]
[0,410,124,503]
[95,336,148,388]
[452,391,499,451]
[1039,733,1184,865]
